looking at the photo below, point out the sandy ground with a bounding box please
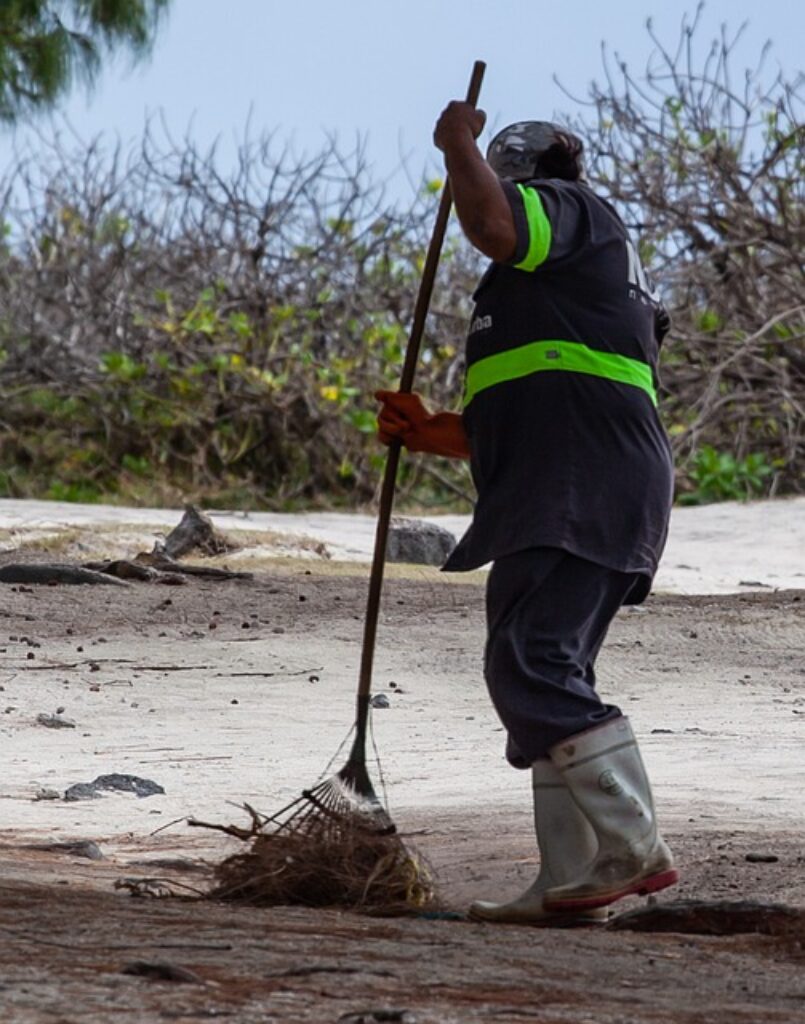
[0,496,804,1022]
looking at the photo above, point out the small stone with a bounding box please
[309,675,319,683]
[230,699,239,705]
[34,788,62,801]
[65,840,104,860]
[271,626,285,634]
[63,783,102,801]
[370,693,390,709]
[64,774,165,801]
[745,852,779,864]
[338,1011,417,1024]
[120,960,204,985]
[28,839,104,861]
[36,713,76,729]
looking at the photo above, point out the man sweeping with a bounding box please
[376,103,679,925]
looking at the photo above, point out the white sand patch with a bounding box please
[1,495,803,592]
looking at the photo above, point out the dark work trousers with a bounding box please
[484,547,643,767]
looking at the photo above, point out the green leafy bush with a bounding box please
[0,139,478,509]
[679,446,775,505]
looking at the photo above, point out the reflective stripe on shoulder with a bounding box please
[514,185,552,271]
[463,339,657,407]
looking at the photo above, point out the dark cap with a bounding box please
[486,121,584,182]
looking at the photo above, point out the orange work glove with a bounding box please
[375,390,470,460]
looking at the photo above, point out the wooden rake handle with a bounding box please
[354,60,486,731]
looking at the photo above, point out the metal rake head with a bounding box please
[263,766,395,838]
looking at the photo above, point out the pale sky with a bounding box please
[3,0,803,201]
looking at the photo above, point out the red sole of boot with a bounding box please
[543,868,680,912]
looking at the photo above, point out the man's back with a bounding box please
[445,178,673,590]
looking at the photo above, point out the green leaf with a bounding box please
[100,351,145,381]
[348,409,378,434]
[696,310,722,334]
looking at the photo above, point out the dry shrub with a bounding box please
[565,11,804,494]
[210,826,438,914]
[0,128,476,508]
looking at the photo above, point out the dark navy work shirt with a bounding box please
[443,177,674,602]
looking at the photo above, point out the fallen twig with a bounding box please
[114,877,208,899]
[221,667,323,678]
[268,964,398,979]
[0,564,128,586]
[136,551,252,581]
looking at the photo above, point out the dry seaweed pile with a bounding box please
[209,825,437,914]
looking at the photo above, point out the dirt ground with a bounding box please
[1,550,804,1023]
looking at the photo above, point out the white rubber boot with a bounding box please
[543,716,679,913]
[469,760,608,925]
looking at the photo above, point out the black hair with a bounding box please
[534,131,584,181]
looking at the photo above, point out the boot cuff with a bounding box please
[549,717,636,770]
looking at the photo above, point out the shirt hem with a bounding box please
[442,538,657,600]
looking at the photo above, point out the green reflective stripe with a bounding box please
[463,339,657,407]
[514,184,552,270]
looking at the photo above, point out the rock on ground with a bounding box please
[386,517,456,566]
